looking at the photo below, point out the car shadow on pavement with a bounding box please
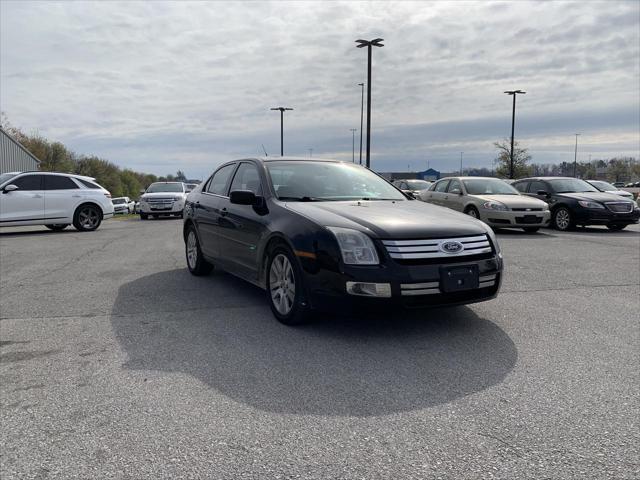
[111,268,517,417]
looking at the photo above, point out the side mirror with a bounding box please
[2,184,18,194]
[139,189,146,195]
[537,190,549,197]
[450,188,462,195]
[230,190,258,205]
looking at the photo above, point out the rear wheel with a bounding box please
[73,205,102,231]
[552,207,573,231]
[45,224,69,231]
[267,247,310,325]
[523,227,539,233]
[607,224,627,231]
[185,226,213,275]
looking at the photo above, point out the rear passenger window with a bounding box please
[77,179,101,189]
[513,182,529,193]
[528,181,546,193]
[44,175,79,190]
[434,180,450,192]
[207,164,236,196]
[12,175,44,190]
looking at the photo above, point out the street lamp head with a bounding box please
[358,82,364,86]
[371,38,384,47]
[355,39,369,48]
[270,107,293,112]
[504,90,526,95]
[356,38,384,48]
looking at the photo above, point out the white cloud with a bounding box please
[1,0,638,177]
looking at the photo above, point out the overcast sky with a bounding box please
[1,0,639,178]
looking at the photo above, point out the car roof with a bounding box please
[255,156,348,164]
[515,177,578,181]
[6,171,97,182]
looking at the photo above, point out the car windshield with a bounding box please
[588,180,616,191]
[548,178,598,193]
[405,180,431,190]
[266,161,406,201]
[0,172,19,186]
[112,198,126,204]
[145,183,184,193]
[463,178,520,195]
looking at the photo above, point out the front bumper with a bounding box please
[480,209,550,227]
[572,207,640,225]
[139,201,184,214]
[303,254,502,312]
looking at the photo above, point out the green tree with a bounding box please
[494,139,532,178]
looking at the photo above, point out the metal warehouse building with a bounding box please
[0,127,40,173]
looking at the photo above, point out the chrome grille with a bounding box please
[605,202,633,213]
[382,234,492,260]
[148,197,175,204]
[400,273,497,296]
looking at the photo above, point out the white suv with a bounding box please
[0,171,114,231]
[138,182,187,219]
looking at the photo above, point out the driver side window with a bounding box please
[434,180,450,192]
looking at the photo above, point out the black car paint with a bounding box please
[513,177,639,227]
[184,158,502,311]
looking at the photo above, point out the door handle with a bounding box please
[72,194,81,198]
[220,208,228,216]
[32,194,43,198]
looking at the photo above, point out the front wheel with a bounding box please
[185,226,213,276]
[607,224,627,231]
[552,207,573,231]
[267,247,310,325]
[464,206,480,219]
[73,205,102,231]
[523,227,539,233]
[45,224,69,231]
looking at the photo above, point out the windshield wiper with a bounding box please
[556,191,575,193]
[278,196,324,202]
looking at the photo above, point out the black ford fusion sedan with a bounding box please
[183,158,503,324]
[512,177,640,231]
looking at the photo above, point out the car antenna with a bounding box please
[261,144,268,157]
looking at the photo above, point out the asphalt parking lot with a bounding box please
[1,218,638,479]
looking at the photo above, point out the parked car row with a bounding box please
[413,176,639,232]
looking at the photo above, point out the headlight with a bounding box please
[577,200,604,209]
[174,196,182,201]
[326,227,379,265]
[482,201,509,211]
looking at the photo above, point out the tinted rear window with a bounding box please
[77,178,101,189]
[44,175,79,190]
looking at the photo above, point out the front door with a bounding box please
[0,174,45,225]
[444,179,465,211]
[427,179,450,206]
[221,162,268,281]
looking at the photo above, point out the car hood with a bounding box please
[469,194,547,208]
[284,200,489,239]
[555,191,633,203]
[142,192,185,198]
[605,189,633,197]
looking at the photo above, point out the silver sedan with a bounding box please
[423,176,551,232]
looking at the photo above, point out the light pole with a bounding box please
[270,107,293,156]
[356,38,384,169]
[504,90,526,179]
[460,152,464,175]
[573,133,580,177]
[308,148,313,158]
[349,128,357,163]
[358,82,364,165]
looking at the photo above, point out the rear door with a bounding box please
[195,163,237,258]
[0,174,45,225]
[43,175,81,222]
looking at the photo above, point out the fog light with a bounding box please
[346,282,392,297]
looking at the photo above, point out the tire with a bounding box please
[552,207,573,231]
[45,224,69,231]
[464,206,480,219]
[185,225,213,276]
[72,204,102,232]
[523,227,539,233]
[607,224,626,231]
[139,213,148,220]
[266,246,310,325]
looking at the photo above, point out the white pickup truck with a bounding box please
[138,182,187,219]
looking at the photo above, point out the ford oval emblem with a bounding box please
[440,241,464,254]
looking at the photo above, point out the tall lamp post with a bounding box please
[270,107,293,156]
[358,82,364,165]
[460,152,464,175]
[573,133,581,177]
[356,38,384,169]
[504,90,526,179]
[350,128,357,163]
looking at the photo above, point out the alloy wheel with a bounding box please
[555,209,570,230]
[269,253,295,315]
[78,207,100,229]
[186,230,198,269]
